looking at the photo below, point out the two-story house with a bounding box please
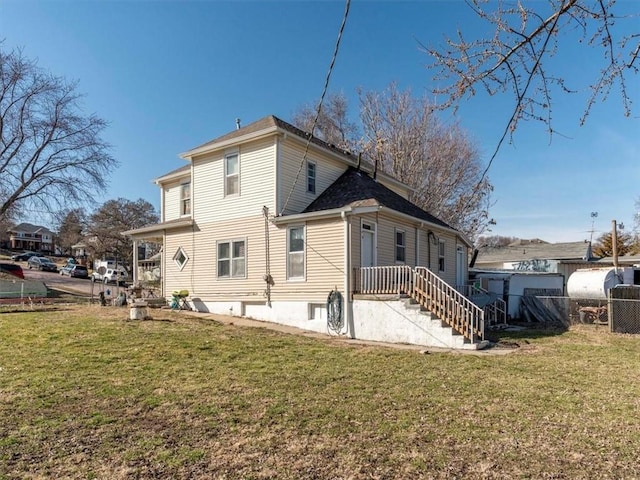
[8,223,56,253]
[124,116,485,348]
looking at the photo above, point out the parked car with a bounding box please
[0,262,25,279]
[10,251,37,262]
[27,256,58,272]
[59,264,89,279]
[91,267,128,285]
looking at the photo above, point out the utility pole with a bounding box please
[612,219,619,271]
[589,212,598,244]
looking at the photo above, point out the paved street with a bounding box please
[21,263,128,298]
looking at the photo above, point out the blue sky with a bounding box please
[1,0,638,243]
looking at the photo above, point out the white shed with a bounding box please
[471,270,565,320]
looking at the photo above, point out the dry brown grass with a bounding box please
[1,304,640,479]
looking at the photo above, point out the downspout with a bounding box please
[342,211,353,338]
[415,227,419,267]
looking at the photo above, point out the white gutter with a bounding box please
[180,126,280,160]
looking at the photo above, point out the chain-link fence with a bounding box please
[532,286,640,333]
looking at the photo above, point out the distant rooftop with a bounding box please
[476,240,595,264]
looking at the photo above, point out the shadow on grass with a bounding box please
[0,306,76,314]
[485,321,569,346]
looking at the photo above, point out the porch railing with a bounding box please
[353,265,414,295]
[353,266,484,342]
[456,284,507,326]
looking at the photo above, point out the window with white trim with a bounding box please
[173,247,189,270]
[306,161,316,194]
[395,229,406,263]
[438,239,446,272]
[225,153,239,196]
[217,239,246,278]
[181,182,191,216]
[287,226,305,280]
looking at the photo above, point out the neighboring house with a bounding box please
[124,115,484,348]
[8,223,56,253]
[474,239,598,291]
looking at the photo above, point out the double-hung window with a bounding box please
[217,239,246,278]
[287,226,305,280]
[395,229,406,263]
[306,161,316,194]
[181,182,191,216]
[225,153,239,196]
[439,239,446,272]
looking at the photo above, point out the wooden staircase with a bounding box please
[354,266,485,343]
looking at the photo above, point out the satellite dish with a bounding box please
[97,266,107,275]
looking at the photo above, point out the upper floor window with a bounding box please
[395,229,406,263]
[217,239,246,278]
[181,182,191,216]
[225,153,239,196]
[287,226,305,280]
[306,161,316,194]
[439,239,446,272]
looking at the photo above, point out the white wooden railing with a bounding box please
[456,284,507,326]
[353,266,484,342]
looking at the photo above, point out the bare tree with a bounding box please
[55,208,86,256]
[292,92,359,150]
[425,1,639,136]
[86,198,158,268]
[592,230,637,257]
[0,46,117,220]
[359,83,493,239]
[293,84,493,239]
[476,235,521,248]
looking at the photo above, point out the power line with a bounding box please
[279,0,351,216]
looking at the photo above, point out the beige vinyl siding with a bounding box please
[375,213,416,267]
[377,179,411,199]
[277,138,347,215]
[351,213,377,269]
[163,181,188,222]
[163,215,345,305]
[191,137,276,223]
[164,227,197,296]
[268,218,345,302]
[436,231,458,286]
[418,229,434,269]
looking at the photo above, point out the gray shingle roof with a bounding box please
[10,222,53,234]
[302,167,452,229]
[476,241,594,264]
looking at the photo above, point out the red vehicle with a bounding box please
[0,263,25,279]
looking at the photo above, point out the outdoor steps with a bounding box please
[401,296,479,350]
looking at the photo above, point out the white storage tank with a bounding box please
[567,268,621,300]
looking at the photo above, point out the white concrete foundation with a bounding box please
[191,296,474,349]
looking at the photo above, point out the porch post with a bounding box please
[132,239,139,285]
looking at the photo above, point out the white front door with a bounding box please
[361,221,376,267]
[456,245,465,287]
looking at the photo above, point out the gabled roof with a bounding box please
[302,167,453,230]
[476,241,594,264]
[9,222,54,234]
[183,115,355,160]
[155,164,190,184]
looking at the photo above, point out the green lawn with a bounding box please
[1,305,640,479]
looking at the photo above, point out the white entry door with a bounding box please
[361,221,376,267]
